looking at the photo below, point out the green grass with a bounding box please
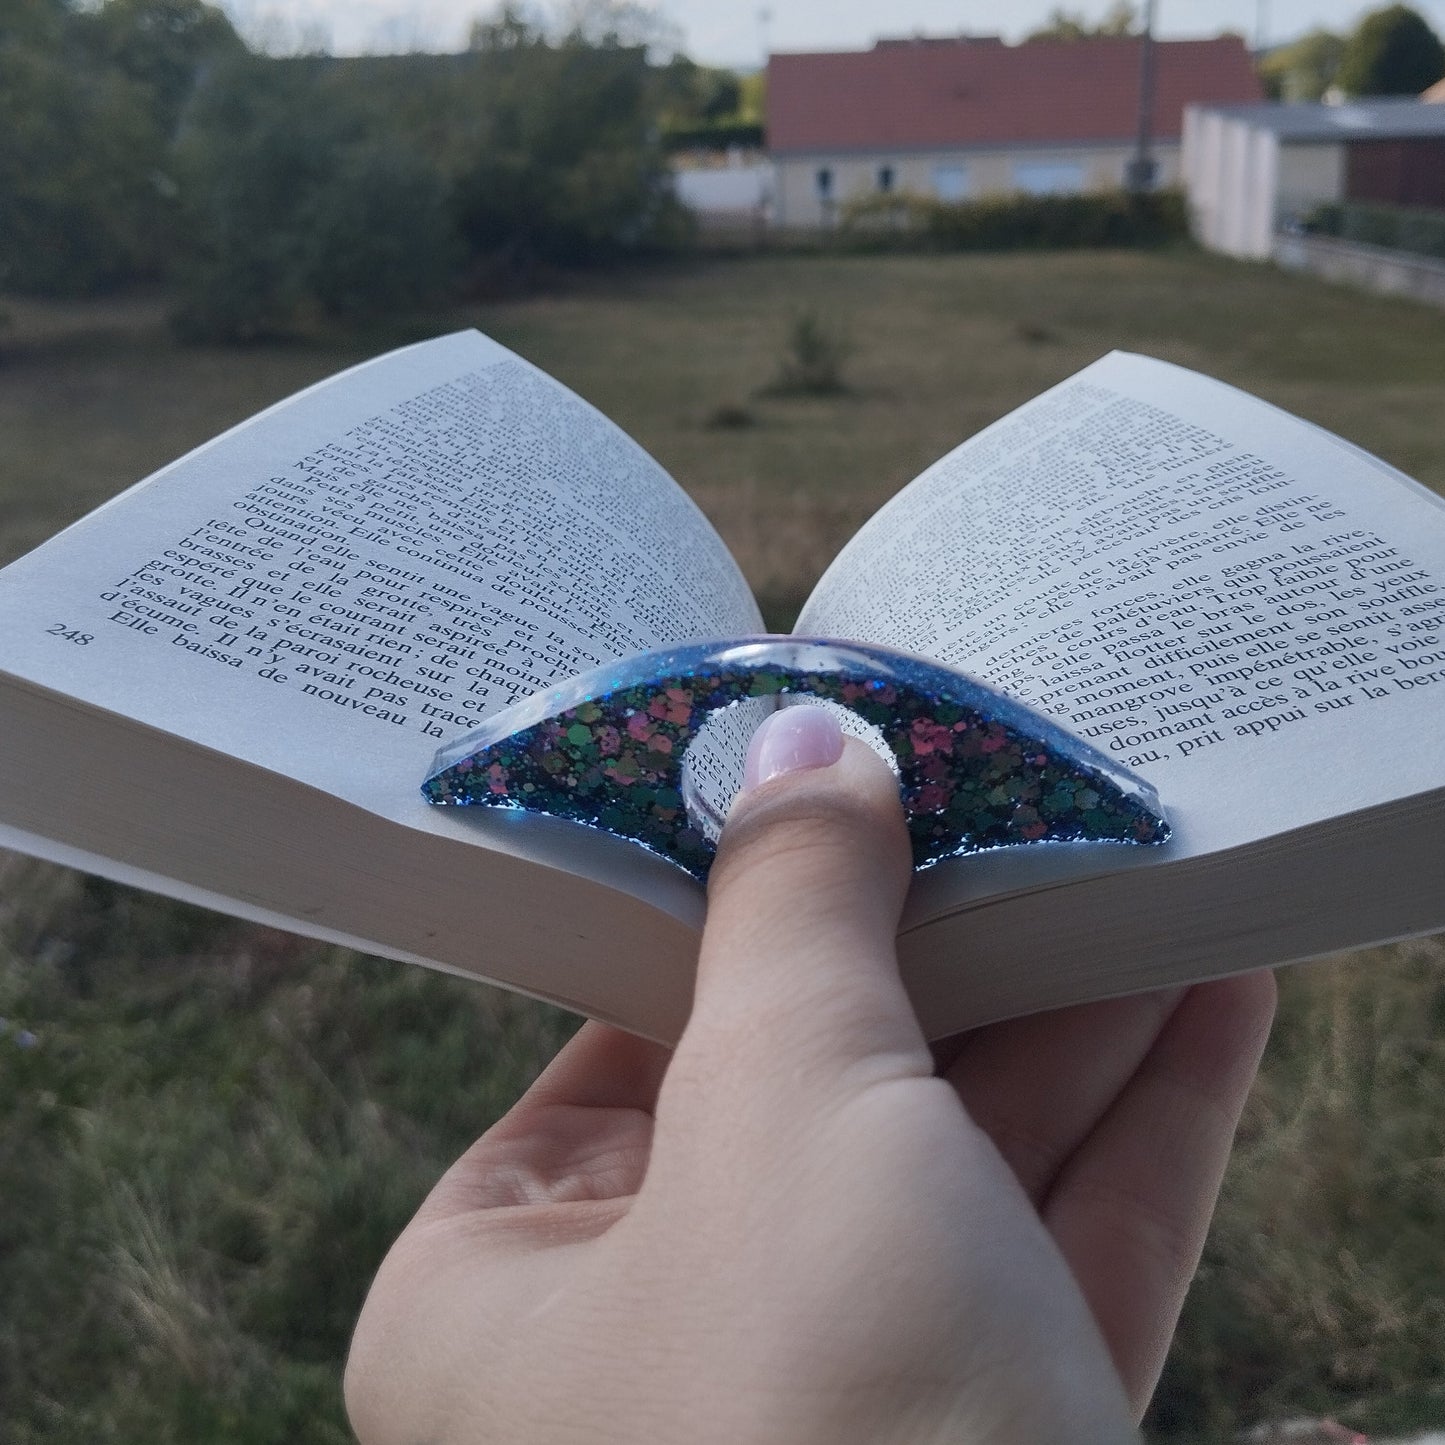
[1149,938,1445,1442]
[0,860,578,1443]
[2,250,1445,1441]
[7,249,1445,595]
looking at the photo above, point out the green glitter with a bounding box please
[423,637,1170,882]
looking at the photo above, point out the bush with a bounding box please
[764,308,852,396]
[299,142,458,322]
[660,120,765,153]
[0,0,242,297]
[1,2,692,313]
[839,188,1189,253]
[451,38,692,272]
[0,44,167,294]
[1304,200,1445,262]
[170,57,455,340]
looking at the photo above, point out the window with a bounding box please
[877,165,895,193]
[815,167,833,198]
[1012,160,1086,196]
[931,164,969,202]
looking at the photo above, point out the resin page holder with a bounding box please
[423,638,1170,882]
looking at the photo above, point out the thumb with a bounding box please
[678,705,926,1100]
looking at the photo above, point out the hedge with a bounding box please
[1304,201,1445,262]
[837,188,1189,252]
[661,121,765,153]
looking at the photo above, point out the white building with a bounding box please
[766,34,1263,229]
[672,156,773,229]
[1183,99,1445,259]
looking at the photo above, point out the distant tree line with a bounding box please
[1025,3,1140,42]
[0,0,742,337]
[1025,3,1444,100]
[1260,4,1444,101]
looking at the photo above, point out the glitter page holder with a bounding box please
[422,637,1170,882]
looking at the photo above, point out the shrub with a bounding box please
[1304,200,1445,262]
[170,56,455,340]
[451,36,692,273]
[0,0,242,297]
[0,45,166,294]
[298,142,458,322]
[765,308,852,396]
[703,401,757,429]
[660,120,765,153]
[839,188,1189,254]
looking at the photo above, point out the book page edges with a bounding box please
[900,787,1445,1037]
[0,675,703,1043]
[9,666,1440,1044]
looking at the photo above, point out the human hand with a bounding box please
[346,707,1275,1445]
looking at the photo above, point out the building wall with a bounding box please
[1187,106,1445,262]
[772,143,1182,228]
[1181,108,1227,249]
[1276,142,1345,223]
[673,163,774,218]
[1183,110,1284,259]
[1241,125,1280,258]
[1345,138,1445,208]
[1276,230,1445,310]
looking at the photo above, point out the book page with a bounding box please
[798,353,1445,888]
[0,332,761,840]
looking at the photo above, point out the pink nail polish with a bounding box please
[742,706,844,791]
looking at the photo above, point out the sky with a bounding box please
[220,0,1445,67]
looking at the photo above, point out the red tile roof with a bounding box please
[767,36,1263,154]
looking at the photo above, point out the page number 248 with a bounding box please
[46,623,93,646]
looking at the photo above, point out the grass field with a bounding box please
[2,249,1445,1441]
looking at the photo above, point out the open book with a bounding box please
[1,333,1442,1041]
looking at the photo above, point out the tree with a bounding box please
[171,55,455,338]
[557,0,680,55]
[0,0,72,47]
[1026,3,1137,42]
[738,69,764,124]
[0,0,246,293]
[655,55,743,128]
[73,0,244,138]
[1336,4,1445,96]
[1258,28,1346,101]
[0,8,167,292]
[301,140,457,320]
[451,31,688,272]
[466,1,544,52]
[469,0,680,55]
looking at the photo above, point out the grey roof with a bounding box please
[1189,98,1445,141]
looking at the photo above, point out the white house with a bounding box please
[766,34,1263,229]
[672,155,773,229]
[1183,99,1445,259]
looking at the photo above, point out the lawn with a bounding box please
[2,249,1444,1442]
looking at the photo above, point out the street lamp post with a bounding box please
[1126,0,1159,192]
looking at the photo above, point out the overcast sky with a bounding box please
[221,0,1445,67]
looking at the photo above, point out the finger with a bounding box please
[675,708,921,1108]
[1041,969,1277,1416]
[417,1023,670,1222]
[507,1021,672,1115]
[941,987,1186,1203]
